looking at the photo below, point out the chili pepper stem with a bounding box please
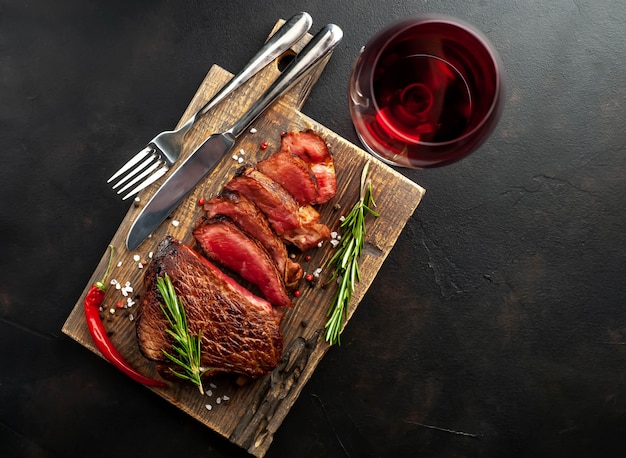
[95,245,115,291]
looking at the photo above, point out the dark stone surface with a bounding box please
[1,0,625,457]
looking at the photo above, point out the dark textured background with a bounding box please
[2,1,625,457]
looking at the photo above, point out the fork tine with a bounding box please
[120,166,169,200]
[111,153,161,190]
[107,145,154,183]
[115,160,163,196]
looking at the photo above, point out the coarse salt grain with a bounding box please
[250,128,257,134]
[232,154,239,161]
[222,395,230,401]
[238,157,244,164]
[138,262,143,269]
[239,148,245,155]
[129,314,134,321]
[133,255,140,262]
[330,239,340,247]
[206,389,213,397]
[205,404,212,411]
[216,397,222,405]
[339,215,346,222]
[330,231,338,239]
[116,261,123,268]
[172,220,180,227]
[148,251,153,259]
[109,308,115,314]
[210,382,217,389]
[317,241,324,248]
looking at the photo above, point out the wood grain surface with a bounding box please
[62,22,425,457]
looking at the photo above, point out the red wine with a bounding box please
[375,54,472,143]
[349,16,504,168]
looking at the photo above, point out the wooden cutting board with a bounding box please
[62,20,425,457]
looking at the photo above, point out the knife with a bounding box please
[126,23,343,250]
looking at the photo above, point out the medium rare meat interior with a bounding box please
[225,167,330,251]
[277,130,337,204]
[193,215,294,308]
[201,190,303,288]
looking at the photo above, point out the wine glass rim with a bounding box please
[368,15,504,148]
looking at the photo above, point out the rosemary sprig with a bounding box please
[156,274,209,394]
[325,162,379,345]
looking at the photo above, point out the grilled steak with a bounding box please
[202,190,302,288]
[193,215,293,308]
[279,130,336,204]
[225,167,330,251]
[257,150,320,205]
[136,237,283,379]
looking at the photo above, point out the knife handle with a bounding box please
[226,23,344,139]
[193,12,313,122]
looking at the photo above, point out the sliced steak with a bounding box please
[136,237,283,379]
[257,150,320,205]
[225,167,330,251]
[202,190,302,288]
[193,215,293,308]
[279,130,337,204]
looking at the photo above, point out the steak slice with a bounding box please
[279,130,337,204]
[193,215,293,308]
[257,150,320,205]
[136,237,283,379]
[202,190,302,288]
[225,167,330,251]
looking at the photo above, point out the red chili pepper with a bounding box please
[84,245,166,387]
[260,141,268,150]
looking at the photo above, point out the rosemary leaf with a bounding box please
[157,274,210,394]
[324,163,379,345]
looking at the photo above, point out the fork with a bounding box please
[107,12,312,200]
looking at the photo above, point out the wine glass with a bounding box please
[348,15,505,168]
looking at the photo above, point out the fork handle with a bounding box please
[226,24,343,139]
[191,12,312,125]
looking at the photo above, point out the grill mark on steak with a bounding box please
[193,215,293,308]
[202,190,302,288]
[225,167,330,251]
[279,130,337,204]
[136,237,283,379]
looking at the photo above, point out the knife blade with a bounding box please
[126,23,343,250]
